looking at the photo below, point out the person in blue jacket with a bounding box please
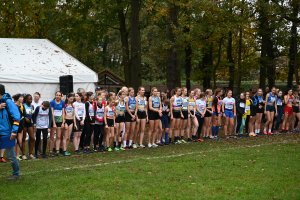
[0,84,21,180]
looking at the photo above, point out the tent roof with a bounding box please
[0,38,98,83]
[98,69,125,86]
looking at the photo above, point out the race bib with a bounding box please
[225,103,233,110]
[26,108,33,115]
[153,102,160,108]
[108,111,114,117]
[239,103,245,108]
[54,110,62,117]
[37,117,47,127]
[77,109,84,117]
[89,109,95,117]
[129,104,136,110]
[119,106,126,111]
[96,111,104,119]
[245,105,250,111]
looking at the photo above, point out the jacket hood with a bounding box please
[1,93,12,101]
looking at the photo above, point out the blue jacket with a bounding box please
[0,93,20,136]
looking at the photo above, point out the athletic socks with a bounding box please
[129,140,133,147]
[165,132,169,143]
[123,141,127,148]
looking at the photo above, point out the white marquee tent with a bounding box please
[0,38,98,100]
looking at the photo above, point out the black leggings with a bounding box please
[196,115,204,138]
[94,124,105,148]
[79,126,86,149]
[35,128,48,155]
[83,122,94,148]
[236,115,243,134]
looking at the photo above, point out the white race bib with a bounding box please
[77,109,84,117]
[245,105,250,111]
[54,110,62,117]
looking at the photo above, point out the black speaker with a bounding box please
[59,75,73,94]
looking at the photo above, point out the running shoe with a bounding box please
[187,138,193,142]
[17,156,23,161]
[152,143,158,148]
[22,155,28,160]
[107,147,113,152]
[29,154,36,159]
[139,144,145,148]
[181,139,187,144]
[63,151,71,156]
[148,143,152,148]
[119,147,126,151]
[114,147,120,151]
[156,142,164,146]
[0,157,7,163]
[268,132,273,135]
[263,130,268,135]
[132,144,137,149]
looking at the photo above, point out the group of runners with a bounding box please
[1,85,299,162]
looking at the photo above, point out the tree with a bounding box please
[166,2,180,90]
[130,0,142,90]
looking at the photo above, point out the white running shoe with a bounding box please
[132,144,137,149]
[152,143,158,147]
[148,143,152,148]
[139,144,145,148]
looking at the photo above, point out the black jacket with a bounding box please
[236,99,246,116]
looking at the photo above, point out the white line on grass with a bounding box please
[2,139,299,177]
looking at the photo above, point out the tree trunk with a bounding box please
[227,31,235,90]
[185,43,192,90]
[266,37,275,87]
[236,28,243,95]
[116,0,130,85]
[258,0,275,89]
[287,0,299,88]
[166,3,180,90]
[130,0,142,90]
[202,44,213,89]
[235,0,244,96]
[102,35,109,67]
[213,38,223,89]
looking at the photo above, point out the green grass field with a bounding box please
[1,134,299,200]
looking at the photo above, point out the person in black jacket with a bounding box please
[236,93,246,136]
[83,92,95,153]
